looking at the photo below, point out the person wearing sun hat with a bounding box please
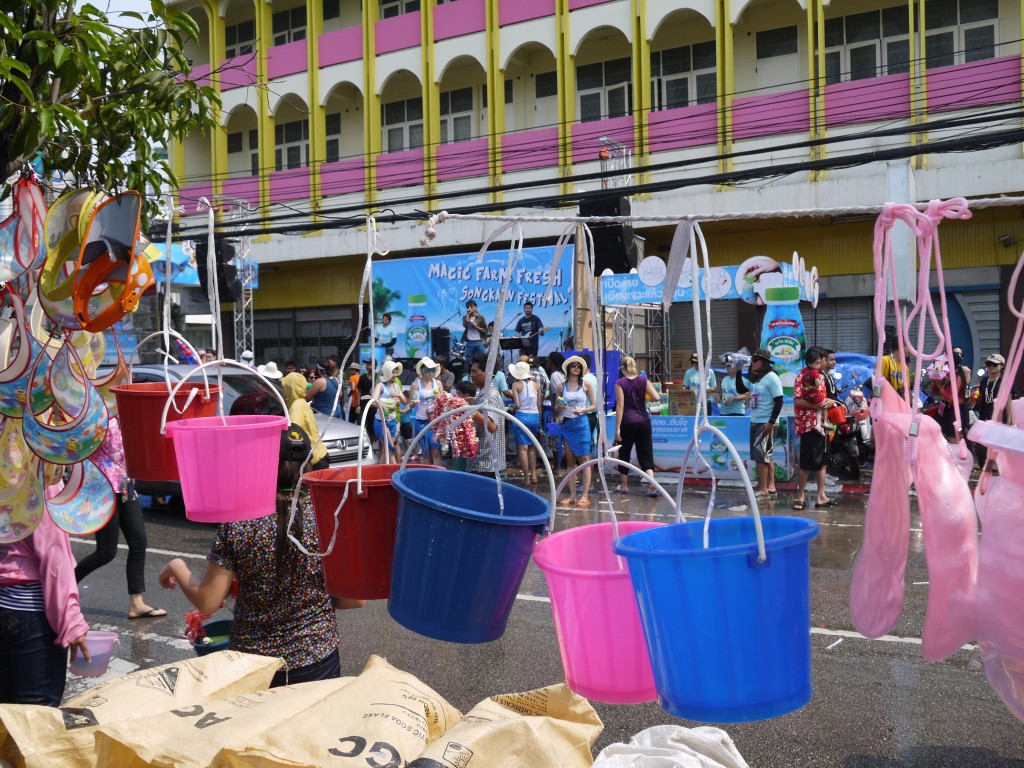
[411,357,444,465]
[557,356,597,506]
[509,360,543,484]
[258,361,283,381]
[971,352,1013,467]
[372,360,407,462]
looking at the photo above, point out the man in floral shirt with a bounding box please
[792,347,836,511]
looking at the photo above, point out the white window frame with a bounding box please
[380,0,419,19]
[325,112,342,163]
[272,6,307,47]
[439,86,476,144]
[824,6,914,84]
[228,129,260,176]
[382,97,423,152]
[576,58,633,123]
[274,119,309,171]
[924,0,998,69]
[650,42,716,112]
[225,20,255,59]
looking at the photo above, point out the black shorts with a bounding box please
[799,430,828,471]
[400,421,413,440]
[750,423,775,465]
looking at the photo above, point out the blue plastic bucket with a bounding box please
[614,516,819,722]
[389,468,549,643]
[192,619,233,657]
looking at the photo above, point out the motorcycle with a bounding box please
[830,373,874,481]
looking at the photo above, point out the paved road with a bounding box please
[69,481,1024,767]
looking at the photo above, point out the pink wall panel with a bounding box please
[220,53,258,91]
[498,0,555,25]
[927,56,1021,113]
[269,167,309,203]
[568,0,610,8]
[177,184,212,214]
[571,116,634,164]
[188,63,210,88]
[434,0,486,41]
[825,74,909,127]
[436,138,490,181]
[221,176,260,206]
[320,158,366,196]
[732,89,809,140]
[376,148,425,189]
[267,39,308,80]
[375,12,422,55]
[648,103,718,152]
[501,127,559,172]
[318,25,364,67]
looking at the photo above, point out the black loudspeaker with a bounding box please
[431,327,451,359]
[193,236,243,303]
[579,196,638,274]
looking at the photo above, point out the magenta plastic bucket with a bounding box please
[165,415,288,523]
[533,521,662,703]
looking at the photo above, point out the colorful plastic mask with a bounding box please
[0,291,53,418]
[46,459,115,535]
[0,465,44,544]
[0,177,47,283]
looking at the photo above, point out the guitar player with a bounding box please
[514,301,550,358]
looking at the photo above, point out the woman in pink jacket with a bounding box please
[0,513,91,706]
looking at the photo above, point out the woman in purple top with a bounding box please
[614,356,661,495]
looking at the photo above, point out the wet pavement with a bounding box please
[67,474,1024,767]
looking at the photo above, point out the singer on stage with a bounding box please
[514,302,545,358]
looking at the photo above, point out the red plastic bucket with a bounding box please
[165,414,288,523]
[112,383,220,482]
[304,464,443,599]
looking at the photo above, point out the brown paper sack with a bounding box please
[97,655,460,768]
[406,684,603,768]
[0,651,283,768]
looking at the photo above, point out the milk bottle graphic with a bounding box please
[761,286,805,396]
[405,293,429,358]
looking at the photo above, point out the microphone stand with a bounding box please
[435,308,463,359]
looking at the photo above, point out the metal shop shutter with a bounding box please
[957,290,1001,364]
[669,300,741,354]
[802,298,874,355]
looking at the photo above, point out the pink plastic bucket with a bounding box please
[164,415,288,523]
[70,630,119,677]
[533,521,662,703]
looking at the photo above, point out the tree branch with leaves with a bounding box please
[0,0,220,221]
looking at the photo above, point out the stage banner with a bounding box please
[600,254,816,306]
[607,415,754,480]
[371,246,573,358]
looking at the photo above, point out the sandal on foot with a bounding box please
[792,500,806,511]
[576,498,592,508]
[816,499,839,508]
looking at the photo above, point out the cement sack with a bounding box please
[98,655,460,768]
[0,651,283,768]
[406,683,603,768]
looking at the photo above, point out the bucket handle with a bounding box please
[127,329,212,416]
[158,359,289,435]
[401,404,557,529]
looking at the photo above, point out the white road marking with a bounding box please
[70,538,208,560]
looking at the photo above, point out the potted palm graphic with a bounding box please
[371,278,405,323]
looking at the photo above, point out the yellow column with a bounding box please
[808,0,823,180]
[912,0,927,170]
[633,0,650,188]
[718,0,734,175]
[364,0,381,204]
[557,0,574,189]
[256,0,274,222]
[206,0,226,199]
[486,0,504,203]
[308,0,324,212]
[423,7,439,206]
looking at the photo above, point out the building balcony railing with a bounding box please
[267,39,308,80]
[434,0,486,41]
[220,53,259,91]
[568,0,613,9]
[177,183,213,214]
[497,0,554,26]
[500,126,560,172]
[825,73,910,128]
[377,148,425,189]
[319,25,363,67]
[436,137,490,180]
[269,166,310,203]
[732,88,809,140]
[189,63,211,88]
[648,102,718,152]
[221,175,260,207]
[376,11,422,55]
[926,55,1021,113]
[321,158,366,196]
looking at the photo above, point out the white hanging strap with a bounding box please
[991,253,1024,422]
[660,221,693,313]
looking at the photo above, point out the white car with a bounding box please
[104,363,374,508]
